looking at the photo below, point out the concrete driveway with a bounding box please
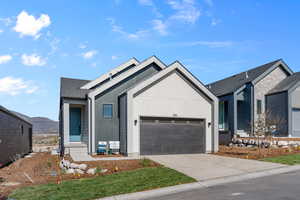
[146,154,286,181]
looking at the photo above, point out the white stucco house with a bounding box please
[59,56,219,156]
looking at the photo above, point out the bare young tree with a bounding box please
[252,110,285,155]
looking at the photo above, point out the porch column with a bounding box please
[63,103,70,145]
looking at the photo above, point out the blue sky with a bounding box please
[0,0,299,120]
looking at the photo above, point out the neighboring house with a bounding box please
[0,105,32,167]
[59,56,219,156]
[266,72,300,137]
[208,59,295,143]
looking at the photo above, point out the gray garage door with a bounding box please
[140,117,206,155]
[292,108,300,137]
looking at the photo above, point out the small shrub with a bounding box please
[140,158,152,167]
[95,166,102,174]
[0,177,5,183]
[46,161,52,168]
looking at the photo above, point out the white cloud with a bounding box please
[176,41,233,48]
[211,18,221,26]
[79,43,87,49]
[0,76,38,96]
[0,17,13,26]
[111,55,119,60]
[0,30,3,34]
[49,38,60,54]
[0,55,12,64]
[107,18,148,40]
[21,54,46,66]
[14,11,51,39]
[152,19,168,35]
[138,0,153,6]
[167,0,201,24]
[138,0,162,17]
[204,0,213,7]
[82,50,98,59]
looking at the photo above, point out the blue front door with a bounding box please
[70,107,81,142]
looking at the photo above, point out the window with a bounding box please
[257,99,262,114]
[219,101,228,130]
[21,125,24,136]
[103,104,113,118]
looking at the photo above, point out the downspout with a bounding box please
[251,84,255,135]
[88,96,93,154]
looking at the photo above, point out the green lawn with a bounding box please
[261,154,300,165]
[9,167,195,200]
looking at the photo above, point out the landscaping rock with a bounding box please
[66,168,75,174]
[59,161,65,169]
[60,159,70,169]
[87,168,97,175]
[62,159,70,169]
[75,169,85,174]
[70,163,80,169]
[278,141,289,147]
[100,169,108,173]
[79,164,88,171]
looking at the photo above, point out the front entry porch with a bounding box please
[70,107,82,142]
[62,100,89,154]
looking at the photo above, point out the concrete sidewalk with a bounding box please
[98,165,300,200]
[146,154,285,181]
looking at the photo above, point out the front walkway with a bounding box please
[70,151,140,162]
[146,154,286,181]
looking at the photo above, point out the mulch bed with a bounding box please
[215,145,300,160]
[91,154,124,158]
[0,152,159,199]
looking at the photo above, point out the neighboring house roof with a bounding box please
[268,72,300,95]
[207,59,293,97]
[60,77,90,99]
[80,58,139,90]
[88,56,167,98]
[0,105,32,125]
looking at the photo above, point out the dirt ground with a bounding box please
[0,152,159,199]
[32,134,58,146]
[215,145,300,160]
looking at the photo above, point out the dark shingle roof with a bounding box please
[0,105,32,125]
[60,77,90,99]
[207,59,282,97]
[268,72,300,95]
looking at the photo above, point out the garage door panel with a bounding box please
[140,117,205,155]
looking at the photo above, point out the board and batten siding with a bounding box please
[94,63,161,151]
[266,92,289,136]
[291,86,300,137]
[0,108,32,166]
[128,71,214,155]
[254,66,288,120]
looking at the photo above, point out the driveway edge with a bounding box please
[98,165,300,200]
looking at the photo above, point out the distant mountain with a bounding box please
[10,111,58,135]
[30,117,59,134]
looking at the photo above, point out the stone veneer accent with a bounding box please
[254,66,288,120]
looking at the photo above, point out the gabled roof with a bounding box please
[88,56,166,98]
[80,58,139,90]
[127,61,218,102]
[0,105,32,125]
[268,72,300,95]
[207,59,293,97]
[60,77,90,99]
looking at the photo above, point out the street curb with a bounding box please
[97,165,300,200]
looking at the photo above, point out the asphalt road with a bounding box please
[143,170,300,200]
